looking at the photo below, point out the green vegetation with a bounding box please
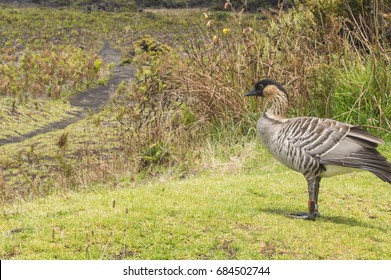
[1,0,390,259]
[1,166,391,259]
[0,97,82,140]
[0,6,109,139]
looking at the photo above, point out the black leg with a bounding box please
[287,177,321,220]
[314,177,321,217]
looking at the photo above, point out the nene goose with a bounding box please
[246,79,391,220]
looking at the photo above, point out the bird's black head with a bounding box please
[246,79,288,99]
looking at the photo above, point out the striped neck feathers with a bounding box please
[263,85,289,121]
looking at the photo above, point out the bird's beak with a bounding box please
[245,89,256,97]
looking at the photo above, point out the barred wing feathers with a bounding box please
[279,117,391,183]
[321,127,391,183]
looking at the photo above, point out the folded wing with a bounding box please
[284,117,391,183]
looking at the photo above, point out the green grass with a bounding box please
[1,151,390,260]
[0,97,82,140]
[0,106,128,203]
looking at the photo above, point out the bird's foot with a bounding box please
[286,210,321,221]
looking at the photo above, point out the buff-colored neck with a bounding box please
[264,86,289,121]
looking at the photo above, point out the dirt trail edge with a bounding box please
[0,42,134,147]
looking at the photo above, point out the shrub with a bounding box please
[114,36,192,171]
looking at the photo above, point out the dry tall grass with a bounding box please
[173,1,390,133]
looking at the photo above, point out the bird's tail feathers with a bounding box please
[323,149,391,184]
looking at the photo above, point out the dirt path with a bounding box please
[0,42,134,147]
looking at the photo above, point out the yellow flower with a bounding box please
[207,20,212,28]
[203,13,208,19]
[213,35,219,44]
[222,28,230,34]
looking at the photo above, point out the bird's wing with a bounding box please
[281,117,391,183]
[320,126,391,183]
[282,117,353,157]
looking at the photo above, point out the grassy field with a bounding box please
[1,1,391,260]
[1,154,391,260]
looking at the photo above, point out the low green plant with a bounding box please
[332,55,391,131]
[0,44,105,99]
[139,141,169,169]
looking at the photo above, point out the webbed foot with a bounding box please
[286,210,321,220]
